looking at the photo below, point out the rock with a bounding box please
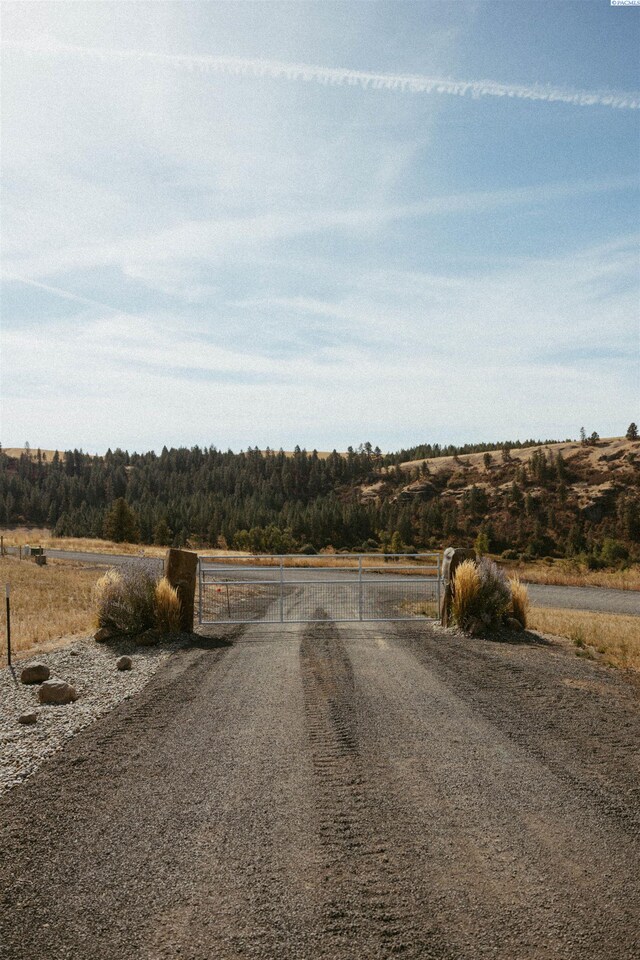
[116,656,132,671]
[506,617,524,632]
[135,628,161,646]
[18,711,38,725]
[20,662,50,685]
[38,678,78,705]
[94,627,115,643]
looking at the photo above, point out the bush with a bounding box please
[509,576,530,629]
[299,543,317,555]
[94,562,157,635]
[476,558,512,627]
[501,549,519,561]
[452,558,512,632]
[600,538,629,567]
[154,577,182,633]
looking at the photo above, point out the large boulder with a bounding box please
[20,662,50,685]
[38,678,78,705]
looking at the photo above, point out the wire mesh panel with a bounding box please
[199,554,441,624]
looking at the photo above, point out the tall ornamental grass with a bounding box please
[452,558,521,632]
[154,577,182,633]
[509,576,530,629]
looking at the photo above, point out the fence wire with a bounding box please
[199,554,441,624]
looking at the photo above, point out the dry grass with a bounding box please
[506,559,640,592]
[0,556,101,662]
[154,577,182,633]
[530,606,640,672]
[0,530,168,557]
[509,576,530,628]
[451,560,481,628]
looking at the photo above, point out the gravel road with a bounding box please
[1,609,639,959]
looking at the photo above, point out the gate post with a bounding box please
[358,555,363,621]
[165,548,198,633]
[279,558,284,623]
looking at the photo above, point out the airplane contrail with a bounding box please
[3,36,639,110]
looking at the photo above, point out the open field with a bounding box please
[529,605,640,672]
[502,557,640,591]
[3,448,62,461]
[0,556,101,662]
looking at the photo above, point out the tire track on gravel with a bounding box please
[300,614,453,960]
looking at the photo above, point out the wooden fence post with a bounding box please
[164,549,198,633]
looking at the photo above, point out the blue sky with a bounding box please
[1,1,638,454]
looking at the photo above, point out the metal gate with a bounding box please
[198,553,441,625]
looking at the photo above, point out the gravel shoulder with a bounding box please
[0,636,184,795]
[0,611,638,959]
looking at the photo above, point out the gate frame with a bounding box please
[198,552,442,625]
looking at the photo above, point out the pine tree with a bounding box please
[103,498,140,543]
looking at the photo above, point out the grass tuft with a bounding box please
[509,576,530,629]
[154,577,182,634]
[451,560,481,630]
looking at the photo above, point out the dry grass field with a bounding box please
[504,559,640,591]
[530,606,640,672]
[0,556,101,663]
[397,435,636,475]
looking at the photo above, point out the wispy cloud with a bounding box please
[4,35,639,111]
[1,274,130,314]
[6,179,635,281]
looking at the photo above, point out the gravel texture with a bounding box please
[0,611,639,959]
[0,636,183,795]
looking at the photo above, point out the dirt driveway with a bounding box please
[1,614,639,959]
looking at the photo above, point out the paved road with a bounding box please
[6,547,640,615]
[1,597,639,959]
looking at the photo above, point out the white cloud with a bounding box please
[4,35,639,110]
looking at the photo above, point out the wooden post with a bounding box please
[5,584,11,667]
[164,549,198,633]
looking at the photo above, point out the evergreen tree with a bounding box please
[103,498,140,543]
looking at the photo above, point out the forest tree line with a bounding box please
[0,440,638,564]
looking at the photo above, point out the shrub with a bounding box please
[600,538,629,567]
[452,558,512,632]
[476,558,512,627]
[299,543,317,555]
[154,577,182,633]
[501,549,519,560]
[94,562,156,635]
[509,576,530,629]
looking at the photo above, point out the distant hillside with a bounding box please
[1,436,638,562]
